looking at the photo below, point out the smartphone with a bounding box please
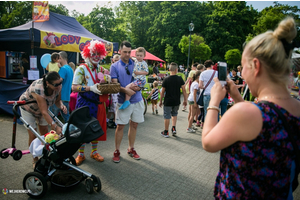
[218,62,227,86]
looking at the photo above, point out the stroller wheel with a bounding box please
[12,150,22,161]
[0,148,9,159]
[94,176,102,192]
[23,172,48,199]
[85,179,94,194]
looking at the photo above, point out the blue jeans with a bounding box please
[49,101,70,123]
[203,95,211,122]
[204,94,222,121]
[219,97,228,117]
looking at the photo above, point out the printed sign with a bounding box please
[28,70,40,80]
[30,55,37,69]
[32,1,49,22]
[40,31,113,56]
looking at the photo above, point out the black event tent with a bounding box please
[0,11,109,53]
[0,12,110,115]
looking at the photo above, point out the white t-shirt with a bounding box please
[199,69,218,95]
[188,81,199,102]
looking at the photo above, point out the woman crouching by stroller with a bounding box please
[202,17,300,199]
[19,71,67,167]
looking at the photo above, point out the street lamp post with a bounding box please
[187,22,194,74]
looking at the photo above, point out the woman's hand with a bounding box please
[61,104,68,114]
[55,126,62,135]
[225,79,244,103]
[210,77,227,106]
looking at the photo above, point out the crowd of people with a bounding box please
[18,16,300,199]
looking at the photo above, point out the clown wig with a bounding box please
[81,40,107,62]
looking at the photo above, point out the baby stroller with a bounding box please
[8,100,104,199]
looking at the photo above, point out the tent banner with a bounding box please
[40,30,113,56]
[33,1,49,22]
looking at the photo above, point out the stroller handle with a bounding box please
[7,100,37,119]
[7,100,26,105]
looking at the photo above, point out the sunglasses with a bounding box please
[125,66,130,75]
[50,81,63,87]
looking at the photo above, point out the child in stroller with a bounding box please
[6,101,104,198]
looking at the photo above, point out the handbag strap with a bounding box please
[260,101,300,174]
[204,70,216,89]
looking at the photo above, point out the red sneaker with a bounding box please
[127,148,140,160]
[113,150,120,163]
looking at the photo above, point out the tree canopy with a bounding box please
[1,1,299,65]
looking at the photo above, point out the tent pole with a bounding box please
[31,21,34,55]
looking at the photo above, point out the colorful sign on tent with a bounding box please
[32,1,49,22]
[40,31,113,56]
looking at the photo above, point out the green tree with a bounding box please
[198,43,212,62]
[204,1,257,62]
[178,34,211,64]
[147,1,211,64]
[225,49,241,68]
[76,4,126,43]
[49,4,69,16]
[252,2,300,42]
[115,1,152,47]
[165,44,174,63]
[0,1,32,29]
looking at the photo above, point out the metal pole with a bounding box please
[31,21,34,55]
[187,31,191,73]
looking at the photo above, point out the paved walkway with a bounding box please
[1,102,300,200]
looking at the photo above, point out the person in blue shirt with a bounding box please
[49,51,73,122]
[110,41,144,163]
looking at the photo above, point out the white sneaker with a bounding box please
[187,128,196,133]
[192,125,198,130]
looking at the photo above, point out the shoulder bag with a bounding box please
[197,70,216,106]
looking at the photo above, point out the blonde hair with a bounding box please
[244,17,297,85]
[197,64,205,71]
[153,81,158,87]
[136,47,146,56]
[113,54,120,62]
[69,62,76,72]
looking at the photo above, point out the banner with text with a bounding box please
[32,1,49,22]
[40,31,113,56]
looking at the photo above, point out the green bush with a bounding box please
[148,67,153,75]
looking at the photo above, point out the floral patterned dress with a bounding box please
[73,62,107,141]
[214,101,300,199]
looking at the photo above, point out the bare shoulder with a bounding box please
[221,101,263,141]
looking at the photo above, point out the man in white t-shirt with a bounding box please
[199,60,218,120]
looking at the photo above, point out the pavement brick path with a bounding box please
[1,102,300,200]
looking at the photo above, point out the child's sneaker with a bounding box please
[127,148,140,160]
[192,125,198,130]
[161,130,169,138]
[156,110,158,115]
[172,127,176,136]
[112,150,120,163]
[187,128,196,133]
[196,121,201,127]
[152,112,155,115]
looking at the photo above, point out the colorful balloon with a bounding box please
[40,53,51,69]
